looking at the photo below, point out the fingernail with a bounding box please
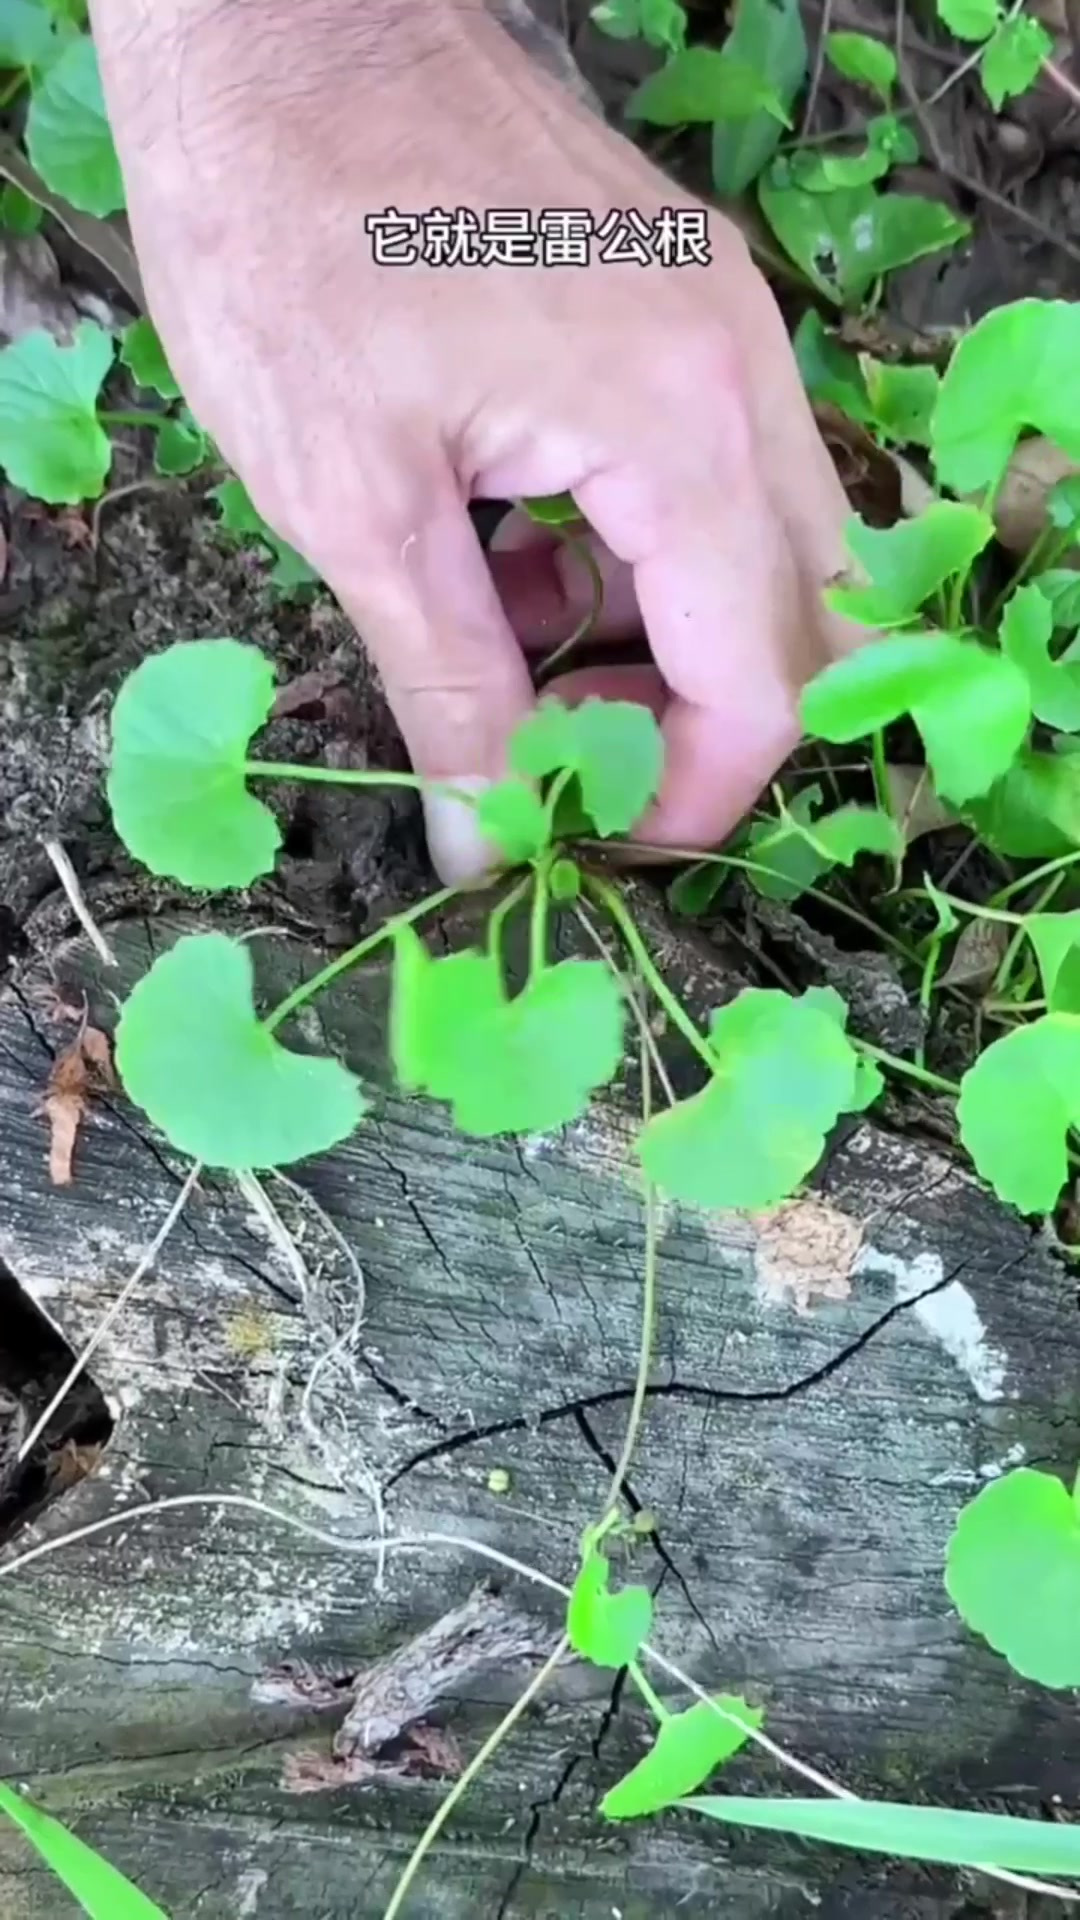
[423,778,500,887]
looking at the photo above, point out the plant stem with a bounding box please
[628,1660,671,1724]
[945,568,969,632]
[263,884,458,1035]
[993,872,1065,997]
[529,859,551,977]
[858,1040,960,1097]
[380,1636,569,1920]
[0,68,27,110]
[599,840,919,963]
[535,534,605,684]
[98,408,169,433]
[989,849,1080,909]
[487,876,532,965]
[588,878,716,1071]
[602,1052,659,1524]
[871,730,890,819]
[542,764,576,841]
[245,760,480,809]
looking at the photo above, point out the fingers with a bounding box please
[487,509,639,651]
[571,348,808,847]
[311,464,535,884]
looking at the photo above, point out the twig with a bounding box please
[42,840,118,969]
[15,1163,202,1466]
[381,1637,570,1920]
[0,1492,1072,1905]
[573,902,677,1106]
[801,0,835,136]
[90,478,173,554]
[1044,56,1080,112]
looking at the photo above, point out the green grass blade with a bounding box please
[0,1785,169,1918]
[684,1793,1080,1877]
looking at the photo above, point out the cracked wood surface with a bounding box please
[1,912,1080,1920]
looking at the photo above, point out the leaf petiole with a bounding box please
[989,848,1080,909]
[535,534,605,685]
[587,877,715,1071]
[244,760,481,808]
[857,1040,960,1097]
[98,408,171,433]
[487,875,532,964]
[529,859,552,977]
[628,1659,672,1724]
[263,883,459,1036]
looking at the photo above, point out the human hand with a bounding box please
[91,0,857,879]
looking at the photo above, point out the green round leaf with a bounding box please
[391,929,624,1136]
[932,299,1080,494]
[474,779,549,866]
[107,639,283,889]
[946,1468,1080,1687]
[999,581,1080,731]
[119,317,180,400]
[828,504,994,627]
[116,932,365,1169]
[957,1013,1080,1212]
[965,747,1080,857]
[567,1549,652,1669]
[0,0,58,70]
[638,987,870,1209]
[1024,911,1080,1013]
[602,1696,764,1820]
[26,34,125,215]
[801,631,1030,806]
[154,414,209,477]
[510,697,664,837]
[0,320,112,503]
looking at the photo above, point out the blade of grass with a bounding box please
[0,1785,168,1919]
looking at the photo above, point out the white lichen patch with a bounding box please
[858,1245,1009,1402]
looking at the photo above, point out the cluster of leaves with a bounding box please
[936,0,1053,110]
[598,0,969,306]
[0,316,315,590]
[599,0,1059,307]
[0,0,120,221]
[564,1517,1080,1871]
[0,314,207,492]
[104,637,879,1201]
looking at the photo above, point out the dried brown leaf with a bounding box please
[941,918,1009,989]
[989,436,1080,560]
[884,764,955,843]
[39,1025,115,1186]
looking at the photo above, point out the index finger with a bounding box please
[572,347,810,846]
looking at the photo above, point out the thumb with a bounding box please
[312,467,536,883]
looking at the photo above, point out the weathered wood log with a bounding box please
[2,900,1079,1920]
